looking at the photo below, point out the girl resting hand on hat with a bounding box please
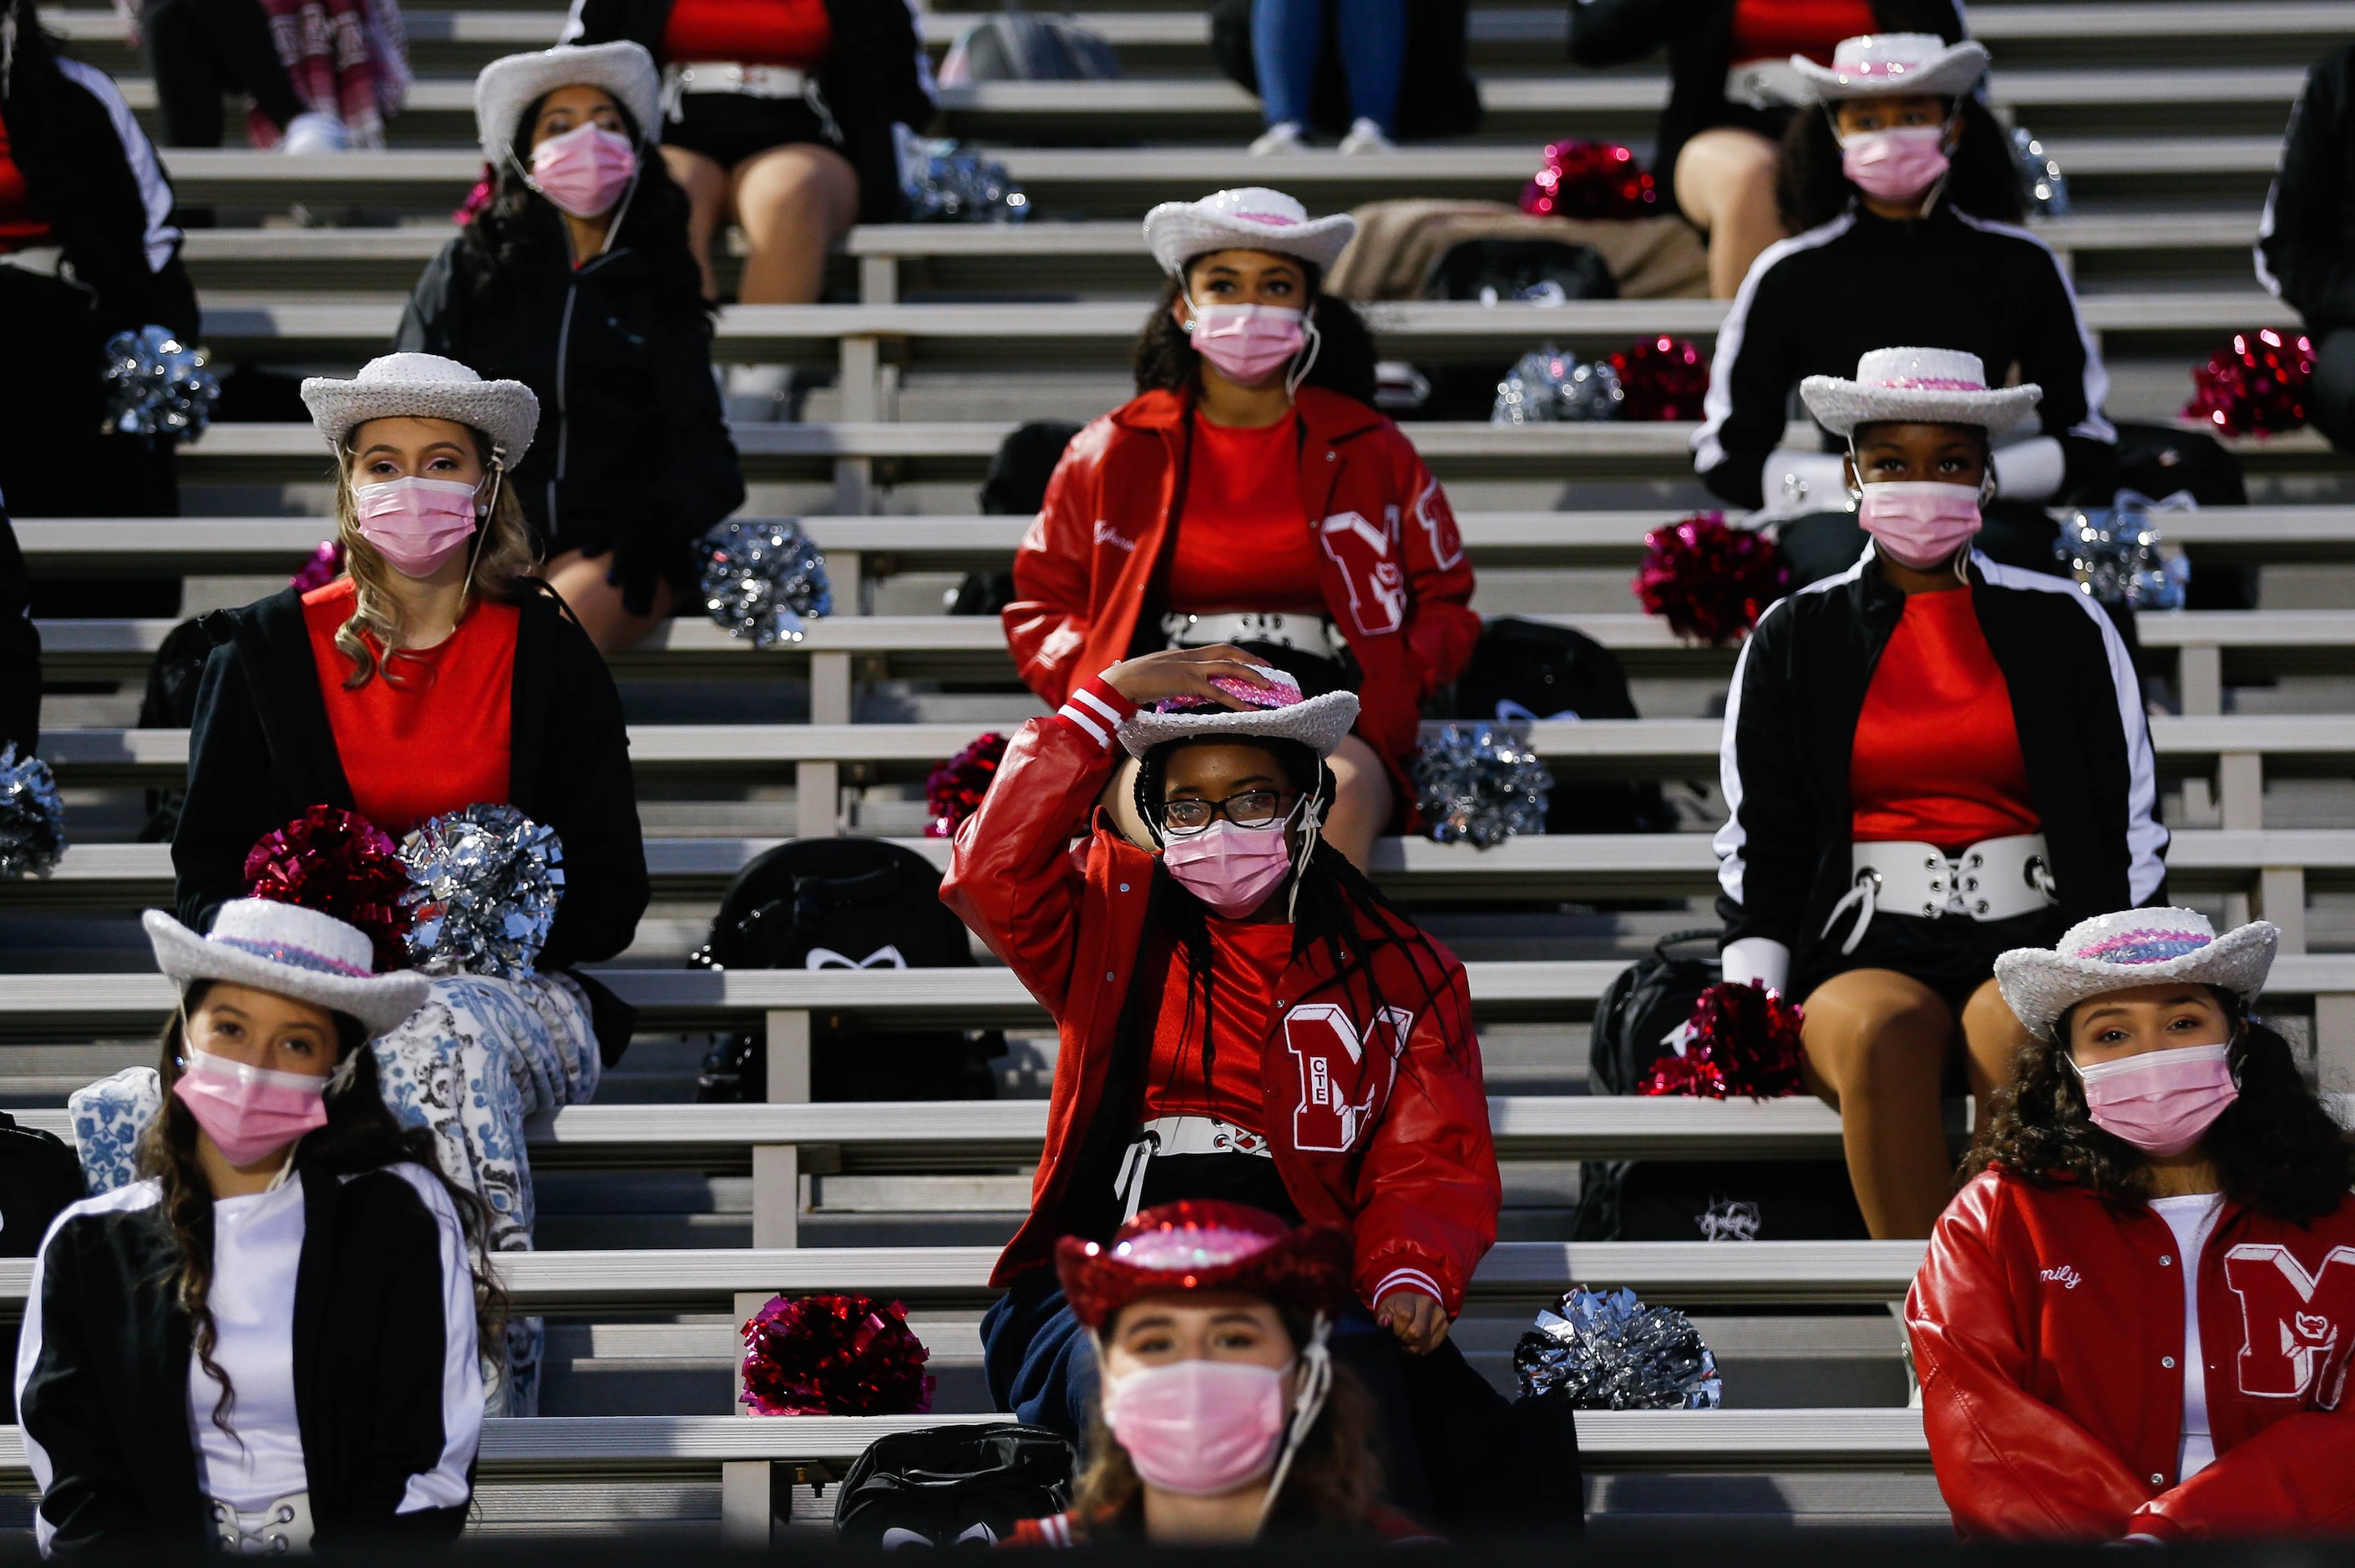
[19,902,495,1555]
[1003,188,1480,872]
[1715,347,2162,1239]
[1009,1201,1431,1546]
[1907,909,2355,1540]
[945,645,1498,1497]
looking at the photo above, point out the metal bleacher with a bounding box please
[11,0,2355,1541]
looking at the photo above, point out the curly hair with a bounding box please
[458,94,709,313]
[1132,268,1380,407]
[1775,93,2024,234]
[1965,991,2355,1222]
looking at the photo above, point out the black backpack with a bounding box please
[952,420,1082,619]
[832,1423,1076,1548]
[2071,421,2254,612]
[135,616,215,841]
[0,1112,89,1257]
[941,12,1121,82]
[1452,619,1673,835]
[691,839,1004,1102]
[1407,244,1618,418]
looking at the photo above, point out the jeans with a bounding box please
[1251,0,1404,134]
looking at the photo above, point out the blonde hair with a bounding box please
[330,423,539,688]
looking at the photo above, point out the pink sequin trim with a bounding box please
[1114,1225,1279,1271]
[1233,211,1300,226]
[1869,377,1989,392]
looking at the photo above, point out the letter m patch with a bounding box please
[2223,1242,2355,1407]
[1283,1004,1410,1153]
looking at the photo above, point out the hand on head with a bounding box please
[1105,645,1279,710]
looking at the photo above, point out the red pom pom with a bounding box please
[452,165,495,228]
[1638,980,1806,1100]
[1609,336,1711,422]
[741,1293,934,1416]
[924,731,1008,838]
[242,807,415,973]
[1633,511,1788,646]
[1520,139,1659,220]
[289,539,345,594]
[2183,328,2315,438]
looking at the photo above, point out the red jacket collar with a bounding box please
[1108,384,1385,444]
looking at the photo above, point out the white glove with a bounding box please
[1720,936,1791,995]
[1991,436,2066,503]
[1759,448,1852,516]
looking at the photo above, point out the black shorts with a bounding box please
[661,90,841,172]
[1797,904,2069,1014]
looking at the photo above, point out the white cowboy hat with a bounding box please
[1784,33,1990,104]
[145,900,431,1039]
[1142,187,1358,280]
[301,352,539,466]
[1800,346,2040,438]
[1993,908,2280,1043]
[474,42,661,169]
[1117,666,1360,761]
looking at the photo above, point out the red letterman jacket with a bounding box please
[1907,1167,2355,1541]
[940,675,1500,1316]
[1000,387,1480,823]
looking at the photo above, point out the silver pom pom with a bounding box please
[2055,492,2190,610]
[700,519,834,648]
[1492,344,1622,425]
[1413,723,1552,848]
[101,325,220,442]
[899,134,1030,225]
[0,746,67,880]
[401,804,565,980]
[1514,1287,1722,1410]
[2010,126,2070,219]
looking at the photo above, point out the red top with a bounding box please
[1167,413,1324,615]
[1141,918,1294,1130]
[0,102,53,251]
[302,579,520,835]
[1727,0,1879,65]
[1849,585,2040,852]
[660,0,833,67]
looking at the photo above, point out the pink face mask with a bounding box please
[2074,1042,2239,1158]
[1102,1358,1289,1496]
[1841,124,1952,204]
[172,1049,331,1167]
[1162,814,1298,918]
[355,475,482,578]
[1188,302,1306,387]
[530,122,638,220]
[1857,479,1983,570]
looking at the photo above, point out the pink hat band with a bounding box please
[1871,377,1988,392]
[1233,210,1299,226]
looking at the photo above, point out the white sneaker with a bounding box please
[1337,117,1395,154]
[279,110,349,154]
[724,363,794,423]
[1248,120,1308,156]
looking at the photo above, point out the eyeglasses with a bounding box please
[1152,787,1300,837]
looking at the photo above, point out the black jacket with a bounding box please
[2260,43,2355,331]
[561,0,934,225]
[0,507,37,756]
[18,1163,478,1553]
[1716,549,2166,988]
[1693,199,2118,509]
[394,235,745,612]
[1567,0,1962,222]
[171,581,648,1057]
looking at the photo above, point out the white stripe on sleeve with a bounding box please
[384,1165,483,1514]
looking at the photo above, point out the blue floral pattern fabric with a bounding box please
[68,1066,162,1196]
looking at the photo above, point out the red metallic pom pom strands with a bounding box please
[1520,139,1659,220]
[241,806,416,974]
[924,731,1010,839]
[1610,336,1710,422]
[741,1292,935,1417]
[289,539,346,594]
[2183,328,2316,438]
[1638,980,1807,1100]
[1633,512,1790,647]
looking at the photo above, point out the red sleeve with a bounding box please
[940,675,1135,1010]
[1905,1177,2149,1540]
[1389,432,1479,701]
[1001,427,1107,709]
[1350,953,1497,1318]
[2126,1405,2355,1540]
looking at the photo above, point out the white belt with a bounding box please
[209,1493,313,1555]
[1822,832,2059,955]
[1112,1115,1272,1223]
[1162,611,1344,660]
[668,61,808,98]
[0,245,65,278]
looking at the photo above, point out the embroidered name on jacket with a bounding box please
[2223,1242,2355,1405]
[1284,1003,1410,1152]
[2040,1264,2082,1290]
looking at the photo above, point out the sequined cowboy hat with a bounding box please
[1783,32,1990,104]
[1056,1201,1354,1331]
[1800,346,2040,438]
[1142,187,1358,279]
[1993,908,2280,1042]
[474,41,661,168]
[144,900,430,1037]
[301,352,540,467]
[1116,664,1360,761]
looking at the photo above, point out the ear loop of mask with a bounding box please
[1285,768,1329,923]
[461,458,504,601]
[1259,1313,1334,1525]
[1283,310,1323,401]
